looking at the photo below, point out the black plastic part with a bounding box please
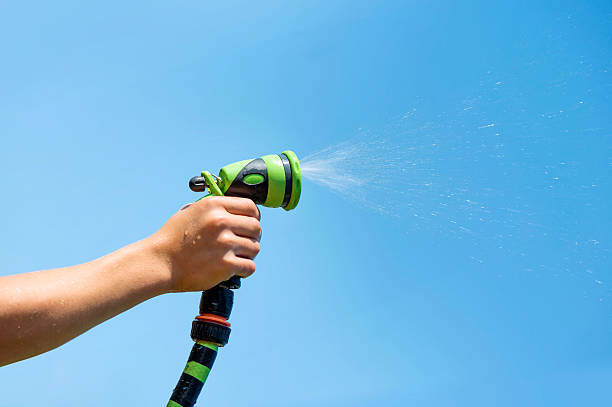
[224,158,269,204]
[189,342,218,369]
[168,332,219,407]
[191,320,231,346]
[218,276,241,289]
[169,373,204,407]
[189,176,207,192]
[280,153,293,208]
[199,286,234,319]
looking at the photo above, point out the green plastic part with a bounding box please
[166,400,183,407]
[243,173,265,185]
[282,150,301,211]
[201,171,223,196]
[261,154,285,208]
[196,340,219,351]
[183,361,211,382]
[218,159,251,194]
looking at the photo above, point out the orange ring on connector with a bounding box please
[196,314,231,327]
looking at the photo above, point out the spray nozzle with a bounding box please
[189,150,301,210]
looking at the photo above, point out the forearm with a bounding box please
[0,197,261,366]
[0,237,171,366]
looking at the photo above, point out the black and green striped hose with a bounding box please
[167,341,219,407]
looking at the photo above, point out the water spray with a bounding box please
[166,151,301,407]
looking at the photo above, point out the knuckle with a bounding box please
[241,199,258,217]
[208,196,224,206]
[246,199,257,211]
[242,261,256,277]
[250,202,261,219]
[247,261,256,275]
[221,254,235,269]
[217,231,234,246]
[196,196,215,210]
[200,197,223,213]
[253,220,262,234]
[209,213,229,229]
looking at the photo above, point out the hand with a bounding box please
[151,196,261,292]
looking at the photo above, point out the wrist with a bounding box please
[138,235,174,295]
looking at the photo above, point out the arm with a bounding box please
[0,196,261,366]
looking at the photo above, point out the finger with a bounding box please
[231,256,256,278]
[218,197,260,220]
[232,236,260,259]
[229,214,262,240]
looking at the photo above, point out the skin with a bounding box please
[0,196,261,366]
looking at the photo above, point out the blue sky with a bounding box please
[0,1,611,406]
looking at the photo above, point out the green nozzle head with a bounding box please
[214,150,301,210]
